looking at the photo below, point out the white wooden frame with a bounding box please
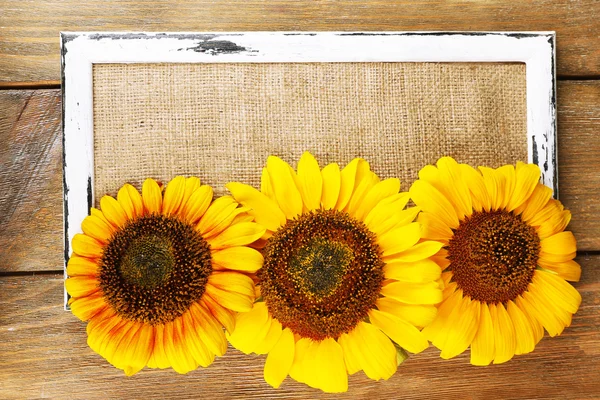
[61,32,557,306]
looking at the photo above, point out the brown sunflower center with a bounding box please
[260,209,384,341]
[447,210,540,303]
[99,214,212,324]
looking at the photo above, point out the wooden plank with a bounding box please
[557,81,600,251]
[0,254,598,399]
[0,90,63,272]
[1,0,600,83]
[0,83,599,273]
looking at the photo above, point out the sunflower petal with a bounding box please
[516,183,553,222]
[313,338,348,393]
[439,298,479,359]
[506,300,536,356]
[67,254,99,276]
[81,214,114,243]
[436,157,473,220]
[264,328,295,389]
[202,295,236,335]
[538,258,581,281]
[205,284,253,312]
[537,210,571,240]
[182,310,214,367]
[197,196,238,235]
[321,163,341,210]
[334,158,362,211]
[227,182,286,231]
[296,152,323,211]
[490,303,516,364]
[117,183,143,220]
[378,222,422,257]
[65,276,100,298]
[182,185,213,224]
[353,178,400,222]
[369,309,429,354]
[540,231,577,255]
[459,163,491,212]
[142,178,163,214]
[254,318,283,355]
[470,303,495,366]
[532,270,581,314]
[69,291,107,321]
[190,303,228,357]
[381,280,442,305]
[383,241,444,263]
[376,297,438,328]
[410,180,459,229]
[226,302,270,354]
[346,322,397,380]
[211,246,264,273]
[267,156,303,219]
[383,258,441,283]
[207,222,266,250]
[508,162,541,211]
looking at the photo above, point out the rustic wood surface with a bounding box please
[1,254,599,399]
[1,0,600,83]
[1,2,599,398]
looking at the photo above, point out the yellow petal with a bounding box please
[321,163,341,210]
[289,337,313,382]
[520,289,565,337]
[383,258,441,283]
[381,280,442,305]
[168,318,199,374]
[182,177,201,207]
[69,292,107,321]
[261,168,274,200]
[208,272,255,298]
[110,321,143,371]
[264,328,295,389]
[377,222,421,257]
[369,309,429,354]
[189,303,228,357]
[296,151,323,211]
[181,185,213,224]
[204,285,253,312]
[459,163,491,212]
[117,183,143,220]
[506,300,536,356]
[226,302,271,354]
[67,254,99,276]
[100,195,128,228]
[162,176,187,216]
[508,162,541,211]
[65,276,100,298]
[226,182,286,231]
[343,322,397,380]
[345,171,378,216]
[515,295,545,344]
[254,318,283,355]
[470,303,495,366]
[537,209,571,240]
[538,258,581,282]
[334,158,362,211]
[531,270,581,314]
[122,323,154,376]
[207,222,266,250]
[336,335,361,375]
[149,324,170,369]
[491,303,516,364]
[203,206,251,240]
[416,212,454,243]
[353,178,400,222]
[202,295,236,335]
[528,199,563,227]
[364,193,413,235]
[142,178,163,214]
[72,233,104,258]
[182,310,214,367]
[267,156,303,219]
[421,288,462,345]
[376,297,438,328]
[81,214,114,244]
[211,246,264,273]
[383,240,444,264]
[435,157,473,220]
[313,338,348,393]
[410,180,459,229]
[439,298,479,359]
[540,231,577,255]
[196,196,238,235]
[516,183,553,222]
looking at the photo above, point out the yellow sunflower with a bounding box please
[65,176,265,375]
[410,157,582,365]
[226,152,443,393]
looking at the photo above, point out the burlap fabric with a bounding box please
[92,62,526,200]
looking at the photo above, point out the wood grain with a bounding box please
[0,90,63,272]
[1,0,600,83]
[0,82,599,273]
[0,253,598,399]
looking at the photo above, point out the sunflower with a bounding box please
[410,157,582,365]
[225,152,443,392]
[65,176,265,375]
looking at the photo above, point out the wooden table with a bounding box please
[1,2,599,399]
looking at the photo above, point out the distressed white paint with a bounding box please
[61,32,557,308]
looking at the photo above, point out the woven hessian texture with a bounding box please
[92,62,527,199]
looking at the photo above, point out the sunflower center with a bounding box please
[120,235,174,289]
[99,214,212,324]
[260,209,384,341]
[447,210,540,303]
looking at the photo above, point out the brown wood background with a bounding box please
[1,1,599,399]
